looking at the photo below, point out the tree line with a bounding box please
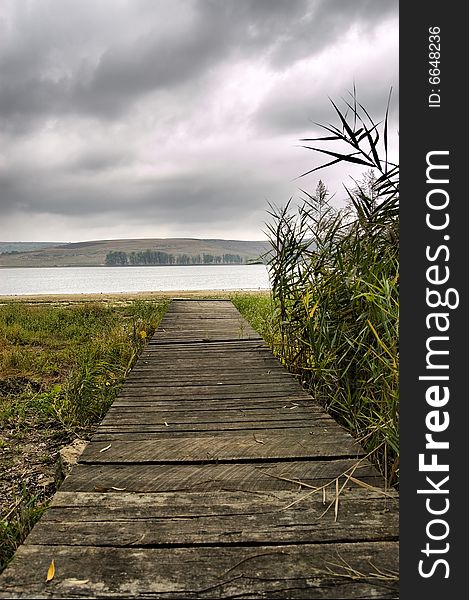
[105,250,245,266]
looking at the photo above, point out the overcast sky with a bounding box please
[0,0,398,242]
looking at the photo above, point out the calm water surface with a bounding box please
[0,265,271,296]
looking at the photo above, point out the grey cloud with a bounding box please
[0,0,398,241]
[72,150,134,173]
[1,162,283,233]
[256,82,399,137]
[0,0,398,128]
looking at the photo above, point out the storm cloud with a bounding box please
[0,0,398,242]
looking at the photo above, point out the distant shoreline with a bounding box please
[0,263,265,269]
[0,238,271,268]
[0,289,271,303]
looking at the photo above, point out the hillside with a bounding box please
[0,238,272,268]
[0,242,64,254]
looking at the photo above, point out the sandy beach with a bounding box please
[0,289,270,304]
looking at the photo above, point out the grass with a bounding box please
[0,486,48,571]
[0,300,169,429]
[0,299,169,571]
[229,292,278,349]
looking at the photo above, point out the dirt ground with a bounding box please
[0,424,77,520]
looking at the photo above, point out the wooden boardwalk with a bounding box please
[0,299,399,598]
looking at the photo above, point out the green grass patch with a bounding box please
[0,300,168,429]
[230,292,279,349]
[0,299,169,571]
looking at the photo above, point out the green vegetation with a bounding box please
[0,299,168,570]
[105,249,245,266]
[230,292,277,348]
[235,89,399,487]
[0,301,168,429]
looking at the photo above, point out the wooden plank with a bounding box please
[148,338,269,342]
[154,321,258,329]
[156,323,255,330]
[97,416,328,426]
[113,394,313,405]
[138,345,274,353]
[110,397,318,411]
[150,337,262,344]
[99,409,326,431]
[122,379,298,388]
[91,426,331,440]
[26,489,398,547]
[116,383,307,397]
[129,365,287,375]
[137,354,281,364]
[127,364,295,376]
[47,487,398,511]
[79,430,363,463]
[0,542,399,599]
[124,371,294,383]
[96,414,336,435]
[142,345,273,353]
[59,460,387,493]
[102,405,319,419]
[136,356,287,367]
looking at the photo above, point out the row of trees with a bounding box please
[105,250,245,266]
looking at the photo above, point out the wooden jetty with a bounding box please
[0,299,399,598]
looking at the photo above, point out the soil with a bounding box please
[0,376,95,522]
[0,426,73,518]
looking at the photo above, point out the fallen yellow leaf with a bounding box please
[46,559,55,582]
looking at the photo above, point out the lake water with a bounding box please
[0,265,271,296]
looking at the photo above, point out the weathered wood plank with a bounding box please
[142,341,272,349]
[136,354,287,365]
[0,543,399,599]
[129,365,288,376]
[96,411,336,434]
[26,489,398,547]
[124,372,294,384]
[116,383,308,398]
[102,405,320,420]
[100,413,326,427]
[80,430,362,463]
[59,460,387,493]
[122,378,296,389]
[97,417,325,429]
[151,333,262,342]
[47,487,398,511]
[110,398,318,412]
[91,426,331,440]
[115,389,310,401]
[142,345,273,353]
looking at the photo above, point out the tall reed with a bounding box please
[265,90,399,485]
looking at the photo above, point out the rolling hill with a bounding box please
[0,238,272,268]
[0,242,64,254]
